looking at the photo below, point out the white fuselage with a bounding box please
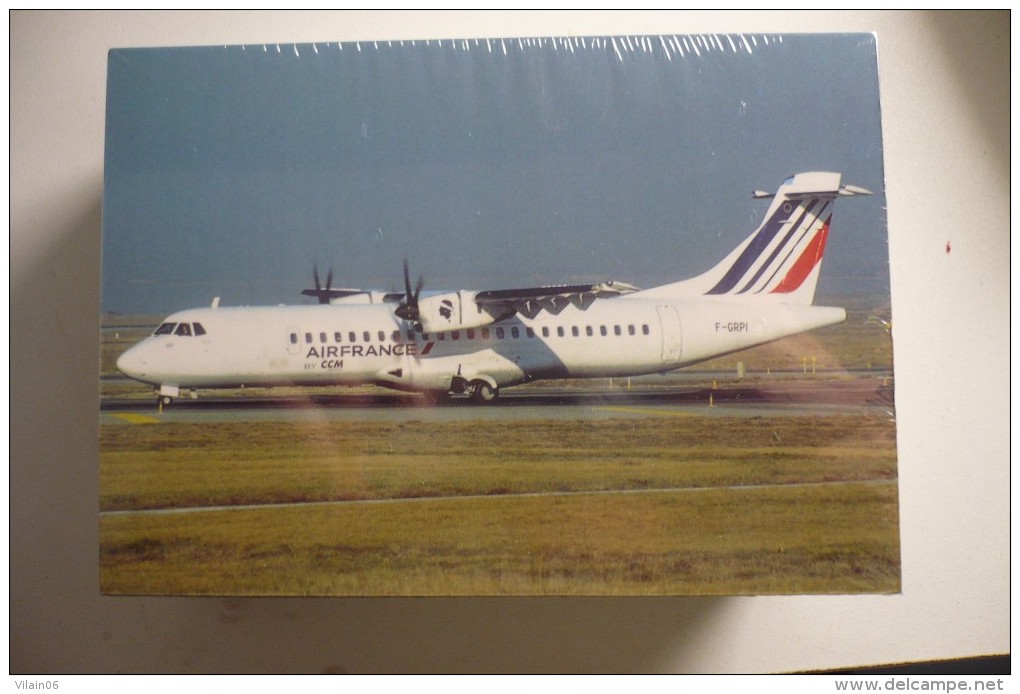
[116,296,845,396]
[114,173,865,400]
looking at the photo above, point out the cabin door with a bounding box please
[656,305,682,364]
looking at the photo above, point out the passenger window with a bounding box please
[289,333,298,345]
[585,326,593,337]
[452,331,460,341]
[466,329,475,339]
[320,332,327,343]
[391,330,401,342]
[542,327,550,338]
[305,332,313,344]
[557,326,565,337]
[437,333,445,341]
[526,327,535,338]
[379,330,386,342]
[495,327,505,339]
[511,327,520,339]
[407,330,416,341]
[193,323,206,336]
[349,331,357,342]
[335,332,343,343]
[154,322,176,336]
[600,326,607,336]
[614,325,622,336]
[481,328,490,339]
[628,325,636,336]
[363,331,371,342]
[642,324,650,335]
[571,326,579,337]
[174,323,192,337]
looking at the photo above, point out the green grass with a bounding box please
[99,416,899,595]
[100,417,896,510]
[101,484,899,595]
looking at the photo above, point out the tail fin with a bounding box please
[642,172,871,305]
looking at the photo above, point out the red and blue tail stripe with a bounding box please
[706,197,832,296]
[636,172,870,306]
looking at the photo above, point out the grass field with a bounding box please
[99,415,900,596]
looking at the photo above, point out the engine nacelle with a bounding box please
[416,291,506,333]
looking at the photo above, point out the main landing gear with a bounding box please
[420,383,499,405]
[468,379,499,404]
[436,377,500,404]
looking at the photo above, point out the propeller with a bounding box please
[308,263,335,304]
[313,263,335,292]
[394,259,424,327]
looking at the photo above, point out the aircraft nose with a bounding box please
[116,344,148,380]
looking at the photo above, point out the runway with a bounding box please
[100,376,894,424]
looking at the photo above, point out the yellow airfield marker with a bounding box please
[111,413,161,425]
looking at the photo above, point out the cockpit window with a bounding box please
[155,321,206,337]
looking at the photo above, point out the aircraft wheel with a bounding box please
[470,380,499,404]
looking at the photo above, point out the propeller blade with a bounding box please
[309,263,338,304]
[396,260,423,325]
[403,260,413,301]
[414,274,424,304]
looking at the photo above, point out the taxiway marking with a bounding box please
[594,405,695,418]
[100,478,896,519]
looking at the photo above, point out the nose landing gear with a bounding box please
[156,385,181,413]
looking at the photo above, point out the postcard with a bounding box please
[101,34,897,595]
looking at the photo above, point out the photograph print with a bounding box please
[100,33,899,595]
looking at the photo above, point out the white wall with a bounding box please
[10,11,1009,673]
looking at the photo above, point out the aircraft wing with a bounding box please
[301,287,369,302]
[301,288,406,304]
[300,274,639,326]
[473,280,639,318]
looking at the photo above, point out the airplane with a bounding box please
[115,171,872,407]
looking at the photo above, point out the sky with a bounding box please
[102,33,888,315]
